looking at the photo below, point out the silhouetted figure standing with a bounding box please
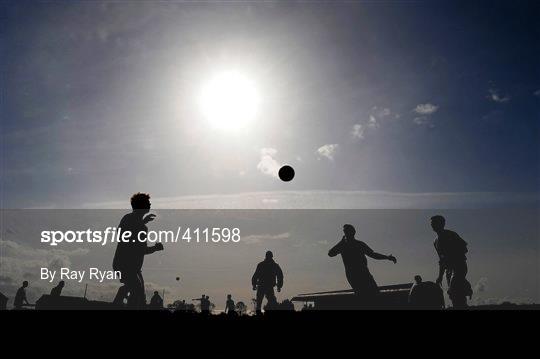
[14,281,30,310]
[252,251,283,314]
[431,215,472,309]
[225,294,236,316]
[112,193,163,308]
[0,292,7,310]
[408,275,445,309]
[196,295,210,314]
[50,281,65,297]
[150,291,163,309]
[329,224,397,306]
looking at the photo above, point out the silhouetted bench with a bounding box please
[35,295,115,310]
[291,283,413,310]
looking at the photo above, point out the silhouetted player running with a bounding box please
[431,215,472,308]
[112,192,163,308]
[252,251,283,313]
[329,224,397,305]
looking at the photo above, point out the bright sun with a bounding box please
[198,71,260,131]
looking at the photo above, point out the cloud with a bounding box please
[367,115,379,129]
[413,103,438,127]
[256,148,280,178]
[475,277,488,293]
[488,89,510,103]
[352,108,395,141]
[242,232,291,244]
[352,124,365,139]
[372,106,392,118]
[316,144,339,161]
[414,103,439,115]
[413,116,434,128]
[0,240,91,304]
[534,89,540,97]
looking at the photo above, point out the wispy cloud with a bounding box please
[352,108,392,141]
[352,124,366,139]
[256,148,280,178]
[316,144,339,161]
[242,232,291,244]
[413,103,438,127]
[414,103,439,115]
[534,89,540,97]
[488,88,510,103]
[413,116,433,127]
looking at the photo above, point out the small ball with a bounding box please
[278,165,295,182]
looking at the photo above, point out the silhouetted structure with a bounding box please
[431,215,472,308]
[408,275,445,309]
[35,295,112,310]
[50,281,65,297]
[329,224,397,305]
[292,283,413,309]
[13,281,30,309]
[252,251,284,313]
[150,291,164,309]
[112,192,164,308]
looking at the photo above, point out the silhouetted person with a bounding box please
[225,294,236,316]
[431,215,471,308]
[329,224,396,305]
[200,295,211,314]
[252,251,283,314]
[0,292,7,310]
[14,281,29,310]
[112,193,163,308]
[150,291,163,309]
[408,275,445,309]
[50,281,65,297]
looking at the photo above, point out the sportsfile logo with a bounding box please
[40,227,241,246]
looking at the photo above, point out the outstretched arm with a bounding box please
[366,251,397,263]
[363,243,396,263]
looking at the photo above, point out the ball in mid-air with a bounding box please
[278,165,295,182]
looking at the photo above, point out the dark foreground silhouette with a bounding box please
[328,224,397,306]
[5,193,536,312]
[252,251,284,314]
[112,192,163,308]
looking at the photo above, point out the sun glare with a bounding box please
[198,71,260,131]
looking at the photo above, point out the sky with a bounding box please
[0,1,539,308]
[1,1,539,208]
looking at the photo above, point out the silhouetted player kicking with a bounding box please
[252,251,283,313]
[329,224,396,305]
[430,215,472,308]
[113,192,163,308]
